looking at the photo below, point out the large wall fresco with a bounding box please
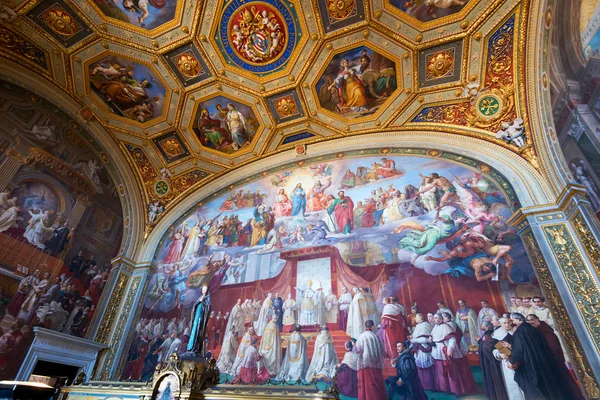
[120,153,557,395]
[152,155,527,288]
[0,80,123,380]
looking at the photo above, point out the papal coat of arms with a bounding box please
[228,4,287,65]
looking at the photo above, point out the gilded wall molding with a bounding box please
[115,276,151,378]
[521,229,600,398]
[540,223,600,355]
[94,272,129,345]
[572,210,600,278]
[101,276,143,378]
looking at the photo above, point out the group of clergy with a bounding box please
[477,296,584,400]
[216,317,403,400]
[211,290,586,399]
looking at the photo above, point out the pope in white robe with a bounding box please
[216,327,239,374]
[305,327,338,382]
[259,316,282,377]
[297,287,316,326]
[229,327,255,376]
[277,326,308,381]
[225,299,244,336]
[24,210,52,249]
[492,318,524,400]
[346,288,367,339]
[255,293,273,336]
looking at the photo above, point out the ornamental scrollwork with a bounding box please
[95,273,129,345]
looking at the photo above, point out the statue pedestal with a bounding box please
[59,353,337,399]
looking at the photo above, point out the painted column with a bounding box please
[88,257,155,380]
[0,139,29,190]
[511,185,600,398]
[67,196,91,230]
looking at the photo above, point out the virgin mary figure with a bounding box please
[187,285,211,355]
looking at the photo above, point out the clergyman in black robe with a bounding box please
[478,321,508,400]
[508,313,570,400]
[526,314,585,400]
[44,224,70,256]
[385,341,427,400]
[69,251,84,274]
[272,294,284,332]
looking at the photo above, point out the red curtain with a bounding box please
[330,249,393,300]
[181,245,507,317]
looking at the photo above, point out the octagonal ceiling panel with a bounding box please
[303,31,411,131]
[90,0,180,31]
[88,54,167,123]
[191,95,262,155]
[388,0,471,23]
[200,0,312,86]
[179,82,273,164]
[314,45,399,118]
[372,0,490,44]
[72,42,180,135]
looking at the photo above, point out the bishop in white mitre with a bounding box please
[255,293,273,336]
[216,326,239,374]
[277,325,308,382]
[229,326,255,376]
[346,287,367,339]
[305,326,338,382]
[259,315,282,377]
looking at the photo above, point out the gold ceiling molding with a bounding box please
[0,0,571,236]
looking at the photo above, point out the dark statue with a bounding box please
[186,285,211,355]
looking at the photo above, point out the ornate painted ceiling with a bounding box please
[0,0,543,231]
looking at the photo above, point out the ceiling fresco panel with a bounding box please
[191,95,263,156]
[27,0,94,48]
[87,54,168,124]
[90,0,178,31]
[388,0,471,23]
[313,45,400,120]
